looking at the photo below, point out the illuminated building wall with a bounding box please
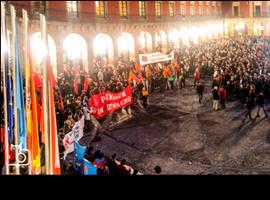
[3,1,269,73]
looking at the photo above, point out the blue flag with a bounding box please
[15,21,27,150]
[83,158,97,175]
[4,20,14,143]
[73,140,87,173]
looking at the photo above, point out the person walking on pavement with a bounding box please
[219,86,227,109]
[256,91,268,118]
[245,94,255,120]
[179,68,186,89]
[212,86,219,111]
[142,86,149,108]
[196,82,204,104]
[193,67,201,88]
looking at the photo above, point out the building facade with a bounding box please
[3,1,270,74]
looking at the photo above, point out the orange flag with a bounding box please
[134,62,143,80]
[48,65,61,174]
[26,49,41,174]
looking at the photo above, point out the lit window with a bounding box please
[155,1,161,17]
[199,5,202,15]
[190,1,194,16]
[139,1,146,17]
[206,6,210,15]
[96,1,105,17]
[233,6,239,17]
[169,2,175,17]
[254,5,261,17]
[119,1,128,18]
[180,1,186,16]
[66,1,78,17]
[212,5,215,14]
[32,1,46,14]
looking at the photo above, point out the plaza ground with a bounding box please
[80,78,270,175]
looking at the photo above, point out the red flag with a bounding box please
[59,93,64,112]
[83,78,89,93]
[134,62,143,80]
[34,72,42,89]
[1,127,15,163]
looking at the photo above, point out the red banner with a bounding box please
[90,85,133,118]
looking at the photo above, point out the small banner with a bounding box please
[63,116,85,160]
[139,51,174,66]
[90,85,133,119]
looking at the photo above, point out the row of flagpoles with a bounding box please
[1,2,60,175]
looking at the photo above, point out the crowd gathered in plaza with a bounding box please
[1,34,269,175]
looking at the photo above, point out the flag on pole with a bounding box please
[59,93,64,112]
[4,26,14,143]
[1,1,11,175]
[48,64,61,174]
[26,42,41,174]
[15,21,27,150]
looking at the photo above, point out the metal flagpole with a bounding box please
[1,1,9,175]
[40,14,51,175]
[22,9,32,175]
[10,5,20,175]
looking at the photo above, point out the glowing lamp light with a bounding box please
[169,29,179,44]
[30,37,47,64]
[179,27,190,46]
[118,34,131,53]
[139,34,146,47]
[198,26,206,40]
[179,27,189,40]
[94,36,107,55]
[235,23,245,31]
[190,26,198,43]
[218,23,224,33]
[156,34,161,42]
[64,36,83,60]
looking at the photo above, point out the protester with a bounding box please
[212,86,220,111]
[219,86,227,109]
[196,82,204,104]
[256,91,268,118]
[142,86,149,108]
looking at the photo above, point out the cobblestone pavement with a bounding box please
[80,78,270,175]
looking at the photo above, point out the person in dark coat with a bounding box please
[256,91,268,118]
[245,94,255,120]
[196,82,204,104]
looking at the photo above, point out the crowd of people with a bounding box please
[56,35,269,175]
[1,34,269,175]
[206,35,270,118]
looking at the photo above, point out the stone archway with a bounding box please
[138,31,152,53]
[117,32,135,61]
[63,33,88,72]
[155,30,167,53]
[30,32,57,78]
[93,33,114,65]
